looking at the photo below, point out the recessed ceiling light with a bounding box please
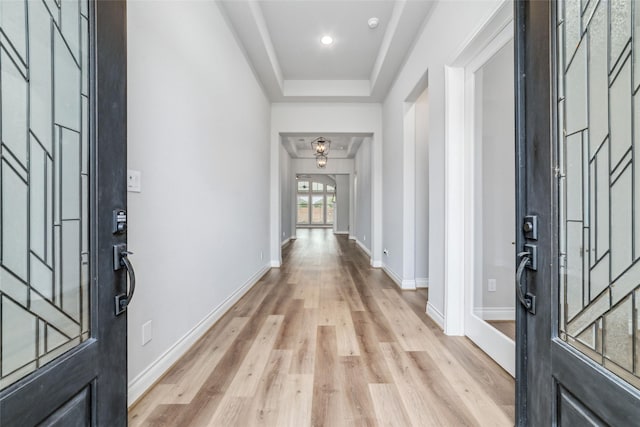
[368,17,379,29]
[321,35,333,45]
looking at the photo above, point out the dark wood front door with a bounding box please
[516,0,640,424]
[0,0,128,425]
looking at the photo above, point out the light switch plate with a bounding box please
[142,320,152,346]
[127,170,141,193]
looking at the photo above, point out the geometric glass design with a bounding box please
[0,0,90,391]
[558,0,640,390]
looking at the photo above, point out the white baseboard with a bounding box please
[270,260,281,268]
[355,239,371,257]
[348,235,356,240]
[416,278,429,288]
[474,307,515,321]
[371,260,382,268]
[334,231,349,235]
[427,302,445,330]
[281,237,291,246]
[127,264,271,407]
[381,265,417,290]
[401,279,416,290]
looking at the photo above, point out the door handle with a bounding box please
[516,251,536,314]
[113,244,136,316]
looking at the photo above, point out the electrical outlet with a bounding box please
[127,169,141,193]
[488,279,497,292]
[142,320,152,346]
[363,235,366,241]
[260,251,264,260]
[282,231,285,237]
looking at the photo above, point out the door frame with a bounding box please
[442,0,512,337]
[462,21,516,376]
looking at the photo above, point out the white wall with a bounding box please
[126,0,270,404]
[382,0,504,324]
[271,103,382,266]
[354,140,372,253]
[335,174,350,234]
[476,40,515,314]
[415,88,429,285]
[280,146,293,244]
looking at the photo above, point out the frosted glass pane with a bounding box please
[61,129,80,220]
[0,0,27,62]
[30,254,53,301]
[588,3,608,154]
[61,221,81,321]
[30,139,47,258]
[2,166,28,280]
[564,0,582,61]
[54,29,81,131]
[577,323,596,349]
[589,160,596,267]
[610,0,631,68]
[636,289,640,375]
[590,254,609,299]
[1,50,28,166]
[28,0,53,153]
[611,167,633,279]
[566,221,584,320]
[595,144,610,258]
[565,41,588,134]
[1,0,90,391]
[635,93,640,260]
[60,0,80,62]
[2,297,36,376]
[566,133,583,221]
[610,60,632,167]
[604,296,633,371]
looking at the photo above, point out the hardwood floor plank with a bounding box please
[160,317,250,404]
[243,349,292,426]
[129,230,514,426]
[311,325,345,427]
[225,315,284,397]
[368,383,412,427]
[275,374,313,427]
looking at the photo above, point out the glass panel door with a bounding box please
[297,195,309,224]
[1,0,90,390]
[311,195,324,224]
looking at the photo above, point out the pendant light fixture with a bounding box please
[312,136,331,168]
[311,136,331,156]
[316,154,328,169]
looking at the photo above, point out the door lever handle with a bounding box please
[114,244,136,316]
[516,252,536,314]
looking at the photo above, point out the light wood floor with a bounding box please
[129,229,515,426]
[488,321,516,342]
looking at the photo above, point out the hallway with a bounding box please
[128,229,514,426]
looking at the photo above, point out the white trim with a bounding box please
[381,265,416,290]
[281,237,291,246]
[474,307,515,321]
[348,235,356,240]
[127,264,271,406]
[371,260,382,268]
[416,278,429,288]
[401,279,417,290]
[426,302,445,330]
[381,264,402,288]
[355,239,372,257]
[270,260,281,268]
[333,231,349,235]
[443,65,466,336]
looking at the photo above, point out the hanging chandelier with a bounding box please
[316,154,328,168]
[311,136,331,156]
[312,137,330,168]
